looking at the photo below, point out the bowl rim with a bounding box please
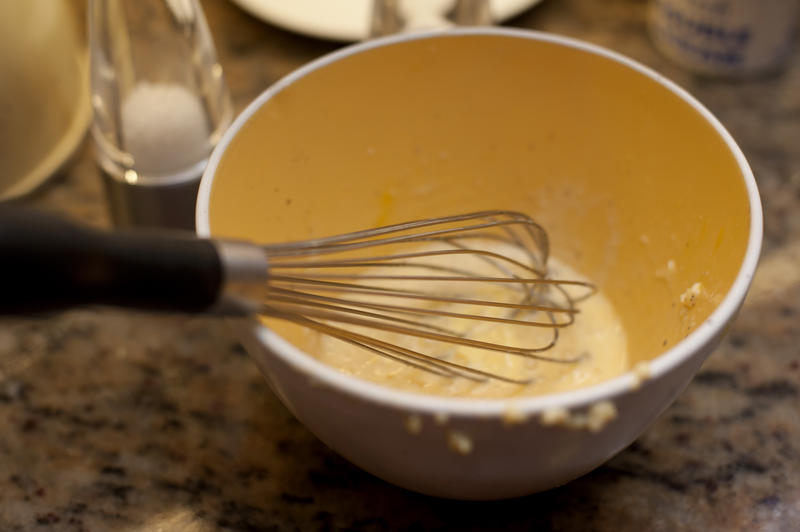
[197,27,763,416]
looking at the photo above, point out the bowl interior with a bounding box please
[206,33,751,371]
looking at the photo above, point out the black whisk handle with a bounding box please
[0,205,223,315]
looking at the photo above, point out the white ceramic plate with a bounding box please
[228,0,542,41]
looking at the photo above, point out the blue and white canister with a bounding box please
[649,0,799,76]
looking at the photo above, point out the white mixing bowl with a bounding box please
[197,28,762,499]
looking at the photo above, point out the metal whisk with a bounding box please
[2,208,593,382]
[258,211,594,383]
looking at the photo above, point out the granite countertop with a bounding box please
[2,0,800,530]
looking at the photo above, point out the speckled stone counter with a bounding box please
[2,0,800,530]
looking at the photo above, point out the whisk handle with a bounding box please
[0,206,225,315]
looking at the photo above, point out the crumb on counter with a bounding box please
[680,282,705,309]
[433,412,449,426]
[447,430,473,455]
[404,414,423,435]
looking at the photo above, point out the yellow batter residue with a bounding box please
[312,245,629,398]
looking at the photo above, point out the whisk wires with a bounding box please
[258,211,594,383]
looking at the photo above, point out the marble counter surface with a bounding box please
[3,0,800,530]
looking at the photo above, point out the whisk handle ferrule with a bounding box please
[0,206,226,315]
[208,240,270,315]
